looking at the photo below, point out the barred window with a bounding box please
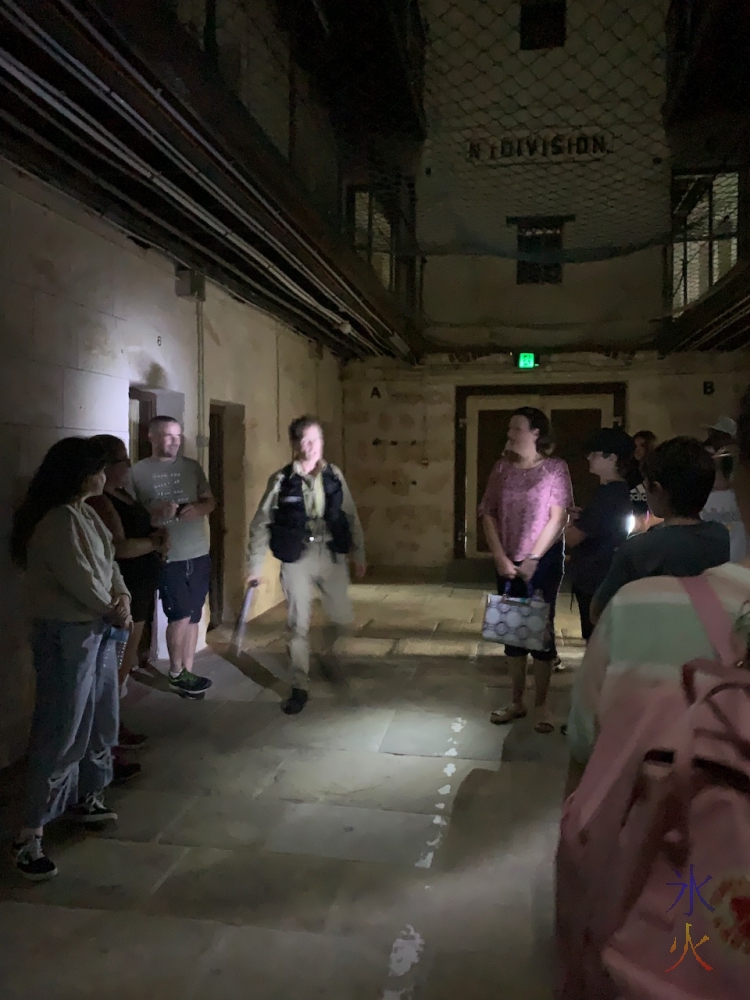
[672,173,739,311]
[348,185,394,290]
[520,1,567,51]
[515,220,565,285]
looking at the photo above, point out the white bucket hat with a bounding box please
[702,416,737,437]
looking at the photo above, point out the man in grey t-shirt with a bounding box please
[130,416,215,698]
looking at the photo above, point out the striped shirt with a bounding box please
[567,562,750,764]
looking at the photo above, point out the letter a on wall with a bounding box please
[371,387,382,399]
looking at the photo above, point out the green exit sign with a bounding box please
[516,352,537,370]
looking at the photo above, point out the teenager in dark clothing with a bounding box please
[565,428,634,641]
[628,429,657,534]
[591,436,730,624]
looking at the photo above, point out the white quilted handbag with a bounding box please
[481,584,552,652]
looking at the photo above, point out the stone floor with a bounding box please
[0,581,583,999]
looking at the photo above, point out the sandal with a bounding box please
[490,704,527,726]
[534,706,555,734]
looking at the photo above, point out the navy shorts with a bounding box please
[159,555,211,624]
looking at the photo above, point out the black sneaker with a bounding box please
[169,669,212,698]
[282,687,309,715]
[112,760,142,787]
[12,836,57,881]
[69,794,118,825]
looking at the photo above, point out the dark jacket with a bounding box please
[269,464,352,564]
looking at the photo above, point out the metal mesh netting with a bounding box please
[418,0,671,262]
[672,172,739,310]
[168,0,742,317]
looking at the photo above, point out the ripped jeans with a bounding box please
[23,619,119,829]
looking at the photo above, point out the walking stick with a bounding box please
[232,581,258,656]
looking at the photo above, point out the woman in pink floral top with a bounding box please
[479,407,573,732]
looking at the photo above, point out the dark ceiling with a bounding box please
[0,0,422,360]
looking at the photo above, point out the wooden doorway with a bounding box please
[548,402,608,511]
[208,406,226,629]
[207,401,246,628]
[459,384,625,560]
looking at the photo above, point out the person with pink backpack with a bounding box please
[556,388,750,1000]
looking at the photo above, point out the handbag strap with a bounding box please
[502,580,534,598]
[680,574,738,668]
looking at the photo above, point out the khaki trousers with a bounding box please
[280,544,353,691]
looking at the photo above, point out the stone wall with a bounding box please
[343,350,750,569]
[422,248,666,352]
[0,162,341,768]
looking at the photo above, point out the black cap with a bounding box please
[584,427,635,460]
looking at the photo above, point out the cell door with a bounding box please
[546,395,614,509]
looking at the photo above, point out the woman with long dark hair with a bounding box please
[88,435,169,747]
[10,437,131,880]
[479,407,573,733]
[627,429,658,534]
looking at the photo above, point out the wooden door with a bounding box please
[547,395,614,508]
[548,408,603,509]
[208,406,226,629]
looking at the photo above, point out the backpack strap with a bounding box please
[679,574,737,667]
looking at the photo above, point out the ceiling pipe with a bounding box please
[0,101,366,356]
[0,39,377,354]
[18,0,409,355]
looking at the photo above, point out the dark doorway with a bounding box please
[207,401,246,629]
[208,405,226,629]
[128,388,156,463]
